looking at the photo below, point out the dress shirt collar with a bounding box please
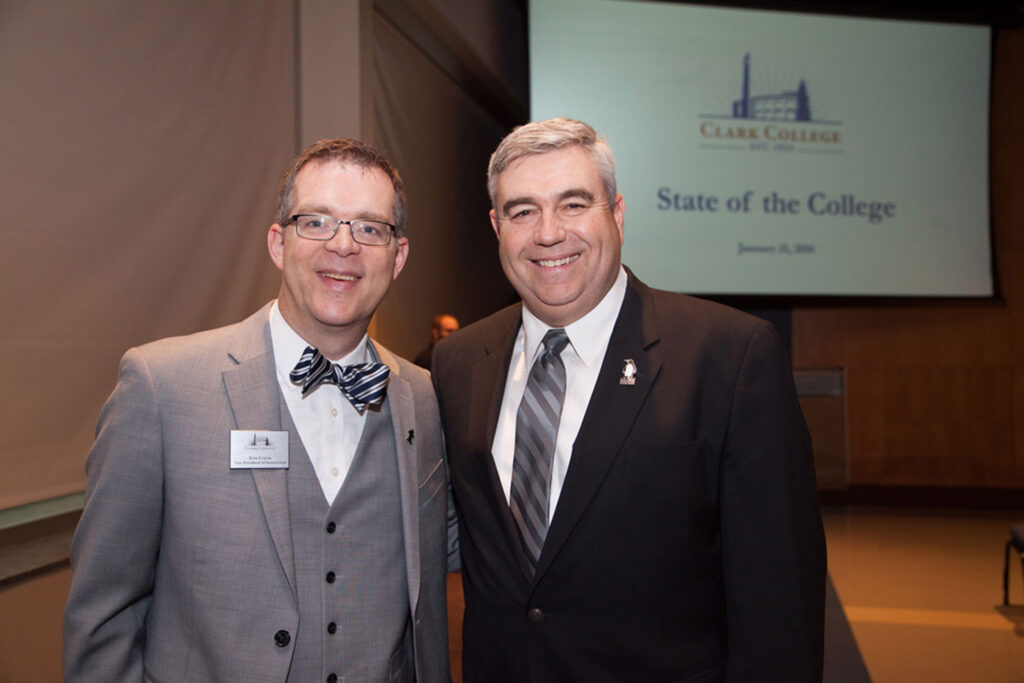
[520,266,628,367]
[268,300,371,384]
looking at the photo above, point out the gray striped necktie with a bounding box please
[510,327,570,572]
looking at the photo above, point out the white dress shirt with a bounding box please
[491,266,628,523]
[269,301,370,504]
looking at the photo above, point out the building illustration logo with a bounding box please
[247,433,273,449]
[699,53,842,153]
[733,53,810,121]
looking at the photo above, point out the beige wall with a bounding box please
[0,567,71,681]
[0,0,295,510]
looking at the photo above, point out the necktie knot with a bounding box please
[289,346,389,415]
[541,328,569,356]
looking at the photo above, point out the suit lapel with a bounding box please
[374,343,422,613]
[536,277,662,579]
[222,305,297,596]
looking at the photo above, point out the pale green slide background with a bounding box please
[529,0,992,296]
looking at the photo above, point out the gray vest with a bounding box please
[284,399,412,683]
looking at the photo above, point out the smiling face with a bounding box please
[490,146,624,328]
[268,160,408,359]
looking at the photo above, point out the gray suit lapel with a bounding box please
[374,342,421,613]
[222,305,297,596]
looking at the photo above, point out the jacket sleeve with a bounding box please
[432,371,461,574]
[63,348,164,682]
[720,321,826,682]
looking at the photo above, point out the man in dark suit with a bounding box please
[432,118,825,681]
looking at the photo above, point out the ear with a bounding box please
[490,209,500,239]
[612,194,625,245]
[268,223,286,270]
[391,236,410,280]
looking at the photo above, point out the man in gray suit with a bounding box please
[63,138,457,682]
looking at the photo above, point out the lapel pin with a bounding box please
[619,359,637,386]
[406,429,415,445]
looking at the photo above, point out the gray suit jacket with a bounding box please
[64,303,457,682]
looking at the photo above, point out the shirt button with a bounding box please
[326,571,336,584]
[326,521,336,534]
[331,467,339,477]
[527,607,544,622]
[327,621,337,634]
[274,629,291,647]
[330,407,338,417]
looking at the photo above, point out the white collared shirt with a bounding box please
[269,301,370,504]
[491,266,628,523]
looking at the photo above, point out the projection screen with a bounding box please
[529,0,994,297]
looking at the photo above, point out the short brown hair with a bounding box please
[274,138,407,236]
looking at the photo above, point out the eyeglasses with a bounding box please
[288,214,396,246]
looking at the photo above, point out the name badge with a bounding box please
[230,430,289,469]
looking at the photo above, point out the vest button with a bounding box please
[327,674,338,683]
[274,629,291,647]
[326,521,336,533]
[327,621,337,634]
[325,571,336,584]
[527,607,544,622]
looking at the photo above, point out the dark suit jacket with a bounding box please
[432,271,825,682]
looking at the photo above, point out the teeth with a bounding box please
[323,273,357,281]
[536,255,578,267]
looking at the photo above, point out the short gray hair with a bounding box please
[487,118,617,208]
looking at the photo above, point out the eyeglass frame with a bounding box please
[287,213,397,246]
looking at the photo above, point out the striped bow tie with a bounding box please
[289,346,390,415]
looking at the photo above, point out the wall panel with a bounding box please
[0,0,295,508]
[792,26,1024,490]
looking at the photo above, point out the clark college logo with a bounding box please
[699,53,842,154]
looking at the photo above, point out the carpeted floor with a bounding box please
[823,506,1024,682]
